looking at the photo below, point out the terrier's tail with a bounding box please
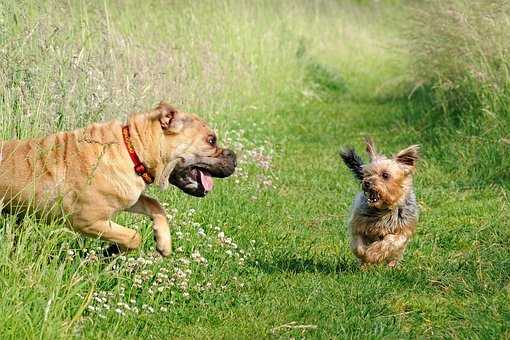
[339,148,364,181]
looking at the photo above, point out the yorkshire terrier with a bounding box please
[340,138,420,267]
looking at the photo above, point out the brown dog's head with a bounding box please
[152,102,236,197]
[340,138,419,209]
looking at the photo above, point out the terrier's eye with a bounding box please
[207,135,217,146]
[381,171,390,180]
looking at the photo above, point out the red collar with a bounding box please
[122,125,154,184]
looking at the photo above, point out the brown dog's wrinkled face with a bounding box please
[154,102,236,197]
[361,139,419,209]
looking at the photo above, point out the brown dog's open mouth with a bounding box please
[169,166,214,197]
[168,149,236,197]
[192,167,214,192]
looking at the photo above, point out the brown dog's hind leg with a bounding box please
[79,220,142,256]
[127,195,171,257]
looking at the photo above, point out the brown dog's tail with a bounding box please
[339,148,364,181]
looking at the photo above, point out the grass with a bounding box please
[405,0,510,188]
[0,0,509,338]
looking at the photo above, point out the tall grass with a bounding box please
[0,0,397,140]
[405,0,510,187]
[0,0,301,138]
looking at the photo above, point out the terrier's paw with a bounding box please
[387,260,398,268]
[360,262,372,271]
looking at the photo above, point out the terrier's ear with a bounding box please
[365,137,377,160]
[156,101,183,133]
[340,148,364,181]
[395,144,420,170]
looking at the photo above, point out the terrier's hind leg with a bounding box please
[364,234,408,265]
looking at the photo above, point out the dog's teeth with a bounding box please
[185,180,198,189]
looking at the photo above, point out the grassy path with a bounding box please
[1,89,508,338]
[202,98,510,338]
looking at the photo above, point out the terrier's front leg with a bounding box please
[127,194,171,257]
[350,233,369,263]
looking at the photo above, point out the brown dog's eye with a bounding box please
[381,171,390,180]
[207,135,217,146]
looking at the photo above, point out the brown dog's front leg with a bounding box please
[127,194,171,257]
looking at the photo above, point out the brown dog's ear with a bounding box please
[395,144,420,169]
[156,101,182,133]
[365,137,377,160]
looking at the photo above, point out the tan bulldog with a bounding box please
[0,102,236,256]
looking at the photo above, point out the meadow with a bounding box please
[0,0,508,338]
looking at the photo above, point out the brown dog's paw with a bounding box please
[156,242,172,257]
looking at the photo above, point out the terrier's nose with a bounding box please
[362,180,371,191]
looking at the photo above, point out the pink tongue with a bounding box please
[199,170,214,192]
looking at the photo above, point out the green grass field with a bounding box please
[0,0,509,338]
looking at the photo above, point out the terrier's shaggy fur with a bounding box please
[340,138,420,267]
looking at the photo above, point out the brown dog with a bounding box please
[0,102,236,256]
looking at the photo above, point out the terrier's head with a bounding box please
[340,138,419,209]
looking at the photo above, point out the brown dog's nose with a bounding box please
[362,180,371,192]
[223,149,237,167]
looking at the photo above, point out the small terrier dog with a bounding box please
[340,138,419,267]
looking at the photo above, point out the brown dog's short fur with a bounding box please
[340,139,419,267]
[0,102,236,256]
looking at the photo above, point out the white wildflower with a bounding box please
[197,228,206,237]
